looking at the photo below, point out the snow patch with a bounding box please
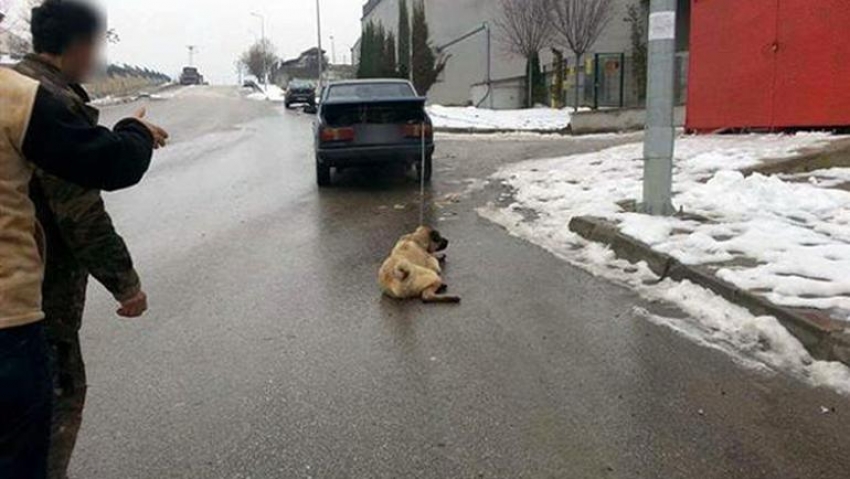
[428,105,574,132]
[247,84,286,102]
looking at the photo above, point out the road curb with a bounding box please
[434,126,571,136]
[569,215,850,365]
[741,138,850,176]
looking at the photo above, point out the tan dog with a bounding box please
[378,226,461,304]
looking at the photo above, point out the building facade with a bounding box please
[360,0,690,109]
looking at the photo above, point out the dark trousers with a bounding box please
[0,322,52,479]
[46,331,86,479]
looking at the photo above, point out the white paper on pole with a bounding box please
[648,11,676,41]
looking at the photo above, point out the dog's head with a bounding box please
[412,226,449,253]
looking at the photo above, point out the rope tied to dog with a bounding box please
[419,120,427,226]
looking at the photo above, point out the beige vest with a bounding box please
[0,67,44,329]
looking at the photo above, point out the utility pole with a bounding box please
[316,0,324,92]
[330,35,336,65]
[251,12,267,90]
[641,0,677,216]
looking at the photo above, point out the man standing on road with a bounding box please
[14,2,151,477]
[0,2,168,478]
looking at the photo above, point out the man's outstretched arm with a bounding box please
[34,172,142,303]
[22,86,167,191]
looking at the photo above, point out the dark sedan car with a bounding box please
[285,79,317,109]
[313,79,435,187]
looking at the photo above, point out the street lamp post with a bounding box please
[316,0,324,93]
[251,12,268,91]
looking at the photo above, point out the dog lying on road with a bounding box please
[378,226,461,304]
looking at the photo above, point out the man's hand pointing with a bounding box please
[133,107,169,149]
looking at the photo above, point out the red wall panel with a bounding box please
[686,0,850,131]
[687,0,777,131]
[773,0,850,127]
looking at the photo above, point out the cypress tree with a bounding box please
[357,22,373,78]
[397,0,411,79]
[358,21,387,78]
[374,24,386,78]
[384,31,397,78]
[411,0,447,95]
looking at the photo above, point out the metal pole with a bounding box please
[485,22,492,109]
[316,0,324,93]
[261,17,267,89]
[619,52,626,108]
[330,35,336,65]
[641,0,677,216]
[593,53,599,110]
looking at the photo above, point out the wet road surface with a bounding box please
[69,87,850,478]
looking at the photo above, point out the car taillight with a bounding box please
[402,123,433,138]
[320,127,355,142]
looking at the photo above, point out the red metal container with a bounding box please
[687,0,850,132]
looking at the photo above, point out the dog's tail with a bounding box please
[422,295,461,304]
[422,285,461,304]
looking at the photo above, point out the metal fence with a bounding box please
[542,51,689,110]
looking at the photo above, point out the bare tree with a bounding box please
[0,0,9,23]
[5,0,118,53]
[495,0,553,108]
[239,39,279,83]
[16,0,41,26]
[548,0,615,111]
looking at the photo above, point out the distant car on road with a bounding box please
[179,67,203,86]
[242,79,262,91]
[285,79,317,109]
[313,79,435,187]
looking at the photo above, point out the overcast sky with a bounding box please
[5,0,364,84]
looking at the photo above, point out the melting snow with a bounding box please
[247,84,286,102]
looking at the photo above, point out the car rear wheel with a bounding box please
[317,162,332,187]
[415,154,433,183]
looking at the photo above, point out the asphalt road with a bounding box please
[69,86,850,479]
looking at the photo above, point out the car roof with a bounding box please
[327,79,413,87]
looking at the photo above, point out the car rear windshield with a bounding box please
[326,83,416,102]
[290,81,314,89]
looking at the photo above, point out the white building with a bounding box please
[360,0,690,109]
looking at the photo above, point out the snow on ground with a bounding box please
[436,130,637,142]
[89,85,188,106]
[479,132,850,394]
[427,105,575,132]
[247,84,285,102]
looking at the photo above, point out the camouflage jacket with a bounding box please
[15,56,141,329]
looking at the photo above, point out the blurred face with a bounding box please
[62,35,102,83]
